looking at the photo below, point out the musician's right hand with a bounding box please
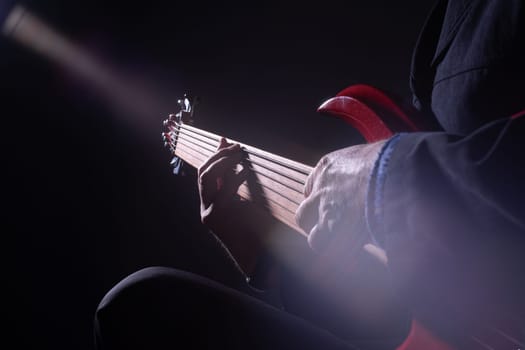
[295,141,387,265]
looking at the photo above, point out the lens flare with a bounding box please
[3,5,175,131]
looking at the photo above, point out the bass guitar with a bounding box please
[161,84,523,350]
[161,84,424,236]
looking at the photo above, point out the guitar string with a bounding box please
[174,142,304,209]
[170,138,304,209]
[171,128,307,192]
[168,136,305,231]
[180,123,312,177]
[174,128,306,188]
[176,122,313,177]
[168,123,309,182]
[172,143,297,222]
[171,131,305,200]
[173,126,310,187]
[235,187,301,230]
[172,142,302,215]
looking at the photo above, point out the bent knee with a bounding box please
[95,266,230,317]
[94,266,203,348]
[96,266,184,313]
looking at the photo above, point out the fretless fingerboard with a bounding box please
[167,122,313,235]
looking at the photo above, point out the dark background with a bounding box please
[2,1,434,349]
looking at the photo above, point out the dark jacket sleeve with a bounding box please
[362,0,525,343]
[410,0,525,135]
[367,114,525,336]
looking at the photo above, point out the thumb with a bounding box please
[217,137,231,150]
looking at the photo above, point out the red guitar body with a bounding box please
[318,84,452,350]
[318,84,426,142]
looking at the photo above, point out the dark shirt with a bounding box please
[367,0,525,346]
[411,0,525,134]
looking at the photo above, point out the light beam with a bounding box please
[3,5,175,132]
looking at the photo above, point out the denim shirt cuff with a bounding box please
[365,134,404,247]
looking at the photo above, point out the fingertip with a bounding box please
[307,224,319,251]
[218,137,228,149]
[304,176,311,197]
[307,223,331,253]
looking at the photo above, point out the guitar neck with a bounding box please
[167,122,313,235]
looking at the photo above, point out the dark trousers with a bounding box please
[94,267,357,349]
[94,246,410,350]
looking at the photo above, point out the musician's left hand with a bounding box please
[198,137,278,278]
[295,141,386,256]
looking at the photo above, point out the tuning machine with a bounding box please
[176,94,199,125]
[162,93,199,176]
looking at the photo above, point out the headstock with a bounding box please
[162,94,198,175]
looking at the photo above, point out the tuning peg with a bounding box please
[171,156,183,175]
[164,131,173,140]
[177,95,196,113]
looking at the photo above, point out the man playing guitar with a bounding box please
[95,1,525,349]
